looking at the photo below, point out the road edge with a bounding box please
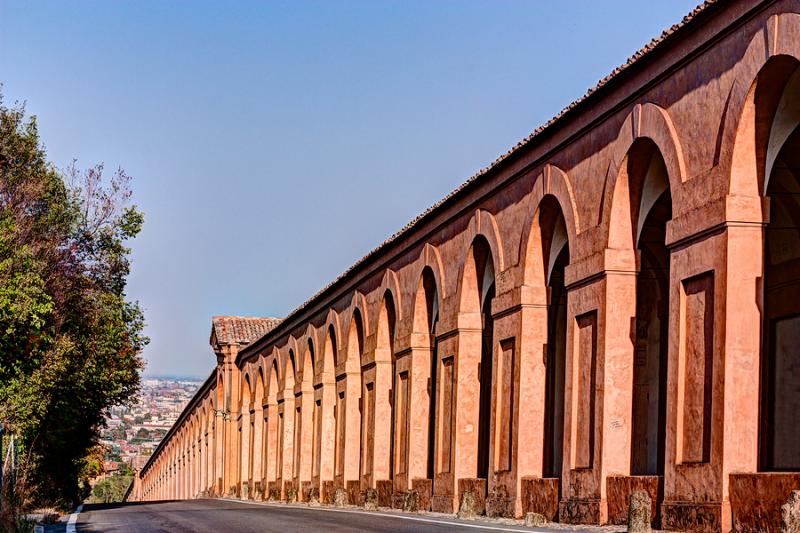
[66,504,83,533]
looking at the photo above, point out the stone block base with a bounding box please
[486,484,515,518]
[376,479,393,507]
[391,491,405,509]
[730,472,800,533]
[661,500,728,533]
[347,480,360,505]
[431,494,455,513]
[322,480,336,504]
[300,481,312,502]
[283,481,297,502]
[606,475,660,526]
[267,481,281,501]
[520,477,559,521]
[559,498,606,524]
[412,478,432,511]
[458,478,487,516]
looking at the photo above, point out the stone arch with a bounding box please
[266,357,280,404]
[412,265,441,337]
[345,292,369,369]
[520,165,580,288]
[601,103,685,264]
[375,289,398,363]
[283,347,297,392]
[254,367,265,409]
[243,368,255,409]
[264,348,282,399]
[459,233,498,316]
[376,269,403,326]
[302,334,315,386]
[456,209,504,313]
[285,336,303,382]
[321,309,342,372]
[323,324,338,372]
[726,12,800,200]
[409,244,446,327]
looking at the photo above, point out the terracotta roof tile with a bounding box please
[211,316,282,346]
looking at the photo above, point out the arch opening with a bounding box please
[377,291,397,482]
[463,235,496,482]
[761,122,800,471]
[338,309,364,481]
[625,140,673,477]
[416,267,440,481]
[535,196,570,480]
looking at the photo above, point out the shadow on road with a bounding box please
[81,499,179,512]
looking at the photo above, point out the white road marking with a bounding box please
[221,498,546,532]
[66,504,83,533]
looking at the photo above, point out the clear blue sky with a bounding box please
[1,1,700,379]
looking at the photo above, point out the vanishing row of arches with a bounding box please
[140,55,800,517]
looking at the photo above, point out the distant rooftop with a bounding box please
[211,316,282,346]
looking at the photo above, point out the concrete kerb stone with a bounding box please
[457,490,478,519]
[524,512,547,527]
[362,488,378,511]
[627,490,652,533]
[332,487,348,508]
[782,490,800,533]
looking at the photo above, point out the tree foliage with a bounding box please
[0,96,147,508]
[86,475,133,504]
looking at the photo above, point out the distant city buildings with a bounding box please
[100,378,201,474]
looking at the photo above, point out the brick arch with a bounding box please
[242,370,254,409]
[344,292,368,372]
[726,12,800,203]
[254,366,265,406]
[319,308,342,374]
[265,354,281,404]
[375,268,403,323]
[456,209,505,313]
[409,243,445,334]
[297,326,315,386]
[519,164,580,287]
[278,343,297,392]
[374,283,400,364]
[601,102,685,268]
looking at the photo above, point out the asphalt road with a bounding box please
[71,498,583,533]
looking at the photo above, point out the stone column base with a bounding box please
[376,479,393,507]
[346,480,360,505]
[559,498,607,524]
[521,477,559,521]
[661,500,729,533]
[431,493,455,513]
[730,473,800,533]
[486,486,515,518]
[457,478,487,516]
[412,478,432,511]
[321,480,335,503]
[606,475,660,525]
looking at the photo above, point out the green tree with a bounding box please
[0,96,147,511]
[87,476,132,504]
